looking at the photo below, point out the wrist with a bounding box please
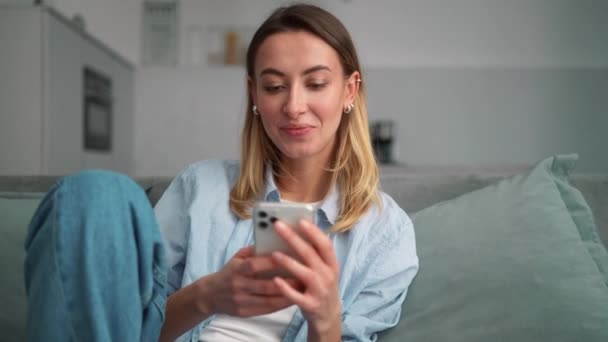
[192,274,215,315]
[307,310,342,341]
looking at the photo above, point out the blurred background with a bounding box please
[1,0,607,177]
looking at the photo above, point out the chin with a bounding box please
[278,145,316,160]
[280,150,312,160]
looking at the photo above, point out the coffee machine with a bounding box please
[370,120,395,164]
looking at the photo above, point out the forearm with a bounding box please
[159,278,214,342]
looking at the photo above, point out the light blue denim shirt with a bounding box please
[154,159,418,342]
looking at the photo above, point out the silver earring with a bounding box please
[344,103,353,114]
[252,105,259,115]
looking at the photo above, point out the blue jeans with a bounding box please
[24,171,167,341]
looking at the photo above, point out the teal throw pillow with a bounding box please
[380,154,608,342]
[0,192,45,342]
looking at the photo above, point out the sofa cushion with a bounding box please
[0,192,45,341]
[380,154,608,341]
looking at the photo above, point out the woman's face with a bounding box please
[250,31,358,164]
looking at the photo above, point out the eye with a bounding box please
[263,85,284,93]
[308,82,327,91]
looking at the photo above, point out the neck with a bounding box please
[275,157,333,203]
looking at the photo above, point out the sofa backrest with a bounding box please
[0,170,606,248]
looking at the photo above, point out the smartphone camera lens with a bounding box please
[258,221,268,229]
[270,217,278,223]
[258,211,267,218]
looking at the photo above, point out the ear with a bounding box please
[343,71,360,107]
[247,76,257,104]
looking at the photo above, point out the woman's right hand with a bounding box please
[196,246,298,317]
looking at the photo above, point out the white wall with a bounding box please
[364,67,608,172]
[328,0,608,68]
[134,66,245,176]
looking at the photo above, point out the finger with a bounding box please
[298,220,339,270]
[233,294,293,317]
[233,246,255,259]
[238,277,284,296]
[236,255,281,276]
[273,276,310,309]
[284,278,305,292]
[271,251,316,289]
[274,220,323,268]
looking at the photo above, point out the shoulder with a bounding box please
[180,159,239,178]
[163,159,239,204]
[366,190,414,236]
[348,190,416,260]
[178,159,240,187]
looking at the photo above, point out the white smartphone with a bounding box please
[253,202,316,258]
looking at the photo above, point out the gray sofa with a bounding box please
[1,155,607,341]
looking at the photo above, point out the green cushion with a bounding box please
[0,192,45,341]
[380,154,608,341]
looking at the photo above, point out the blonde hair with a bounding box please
[229,4,380,232]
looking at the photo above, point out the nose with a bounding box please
[283,85,306,119]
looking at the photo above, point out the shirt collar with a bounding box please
[262,165,340,227]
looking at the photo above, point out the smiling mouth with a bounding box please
[282,126,313,136]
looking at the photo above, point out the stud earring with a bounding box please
[344,103,354,114]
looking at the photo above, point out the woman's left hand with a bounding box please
[271,219,342,339]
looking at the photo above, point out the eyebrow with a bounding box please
[259,65,332,77]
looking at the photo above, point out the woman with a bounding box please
[24,4,417,342]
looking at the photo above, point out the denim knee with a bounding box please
[24,169,166,341]
[59,170,142,197]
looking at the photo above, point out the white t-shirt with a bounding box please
[199,199,321,342]
[198,305,298,342]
